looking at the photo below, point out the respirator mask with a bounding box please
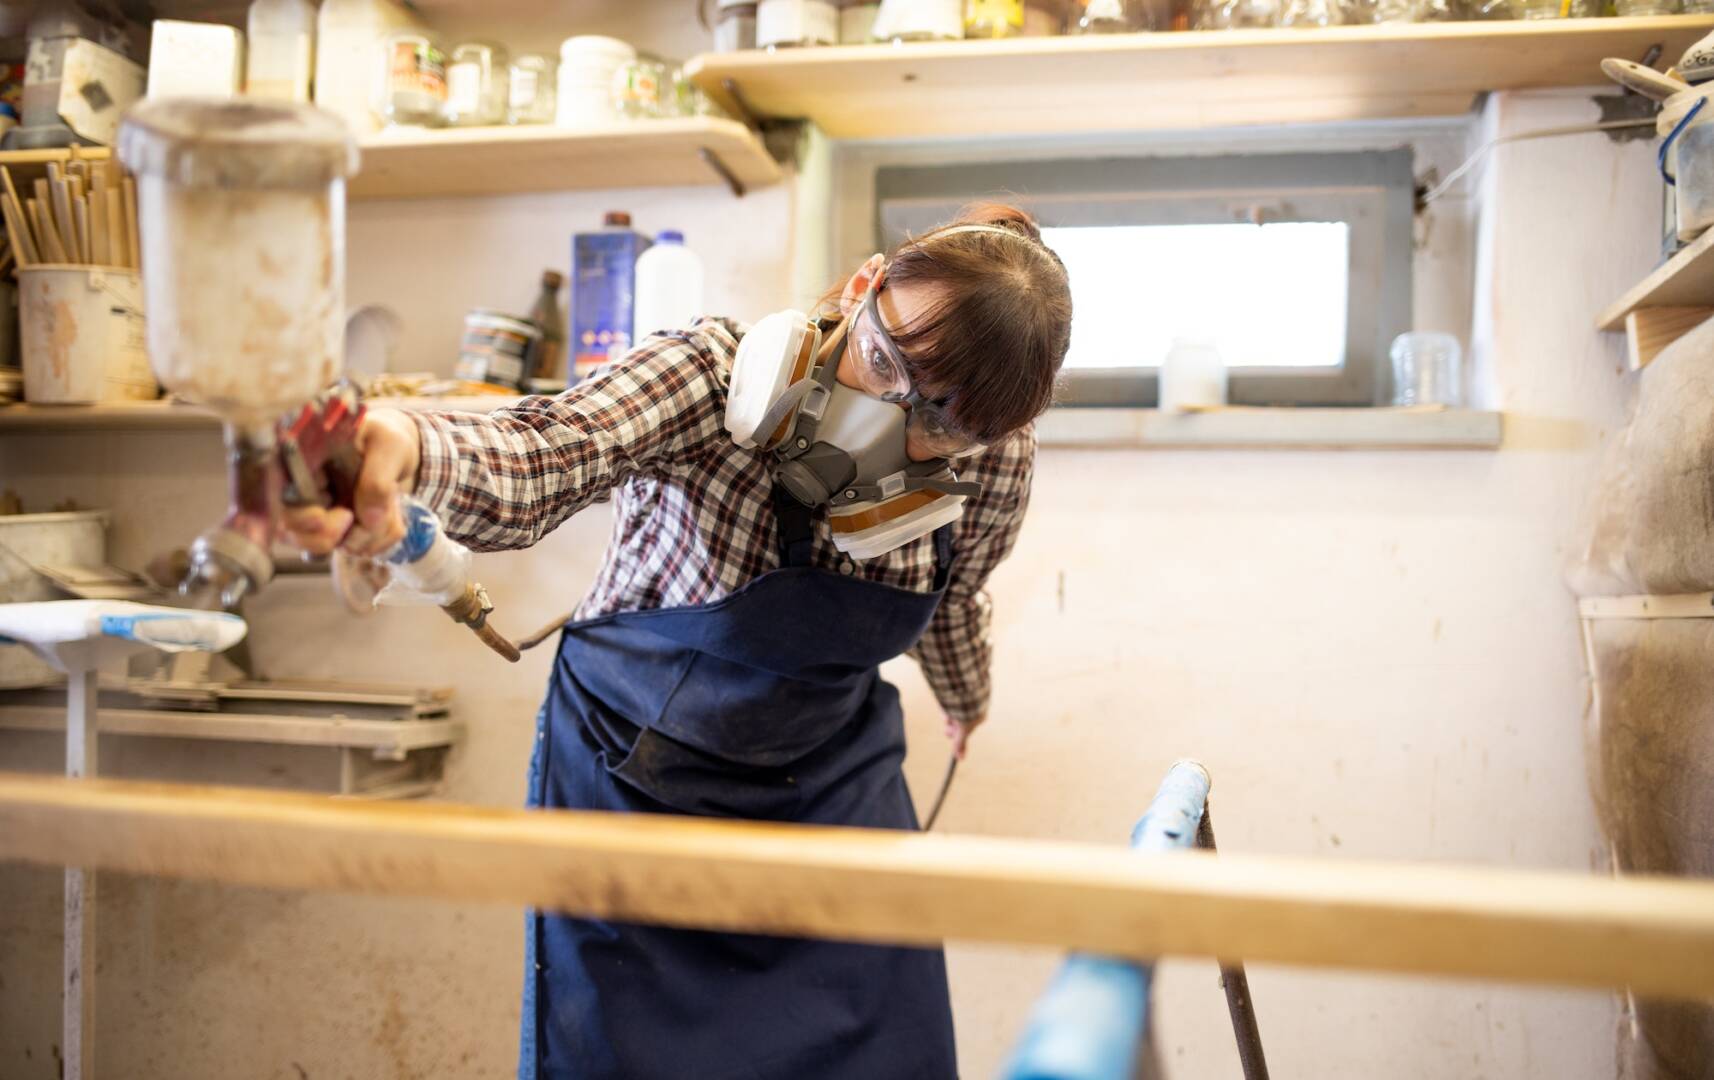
[725,282,984,560]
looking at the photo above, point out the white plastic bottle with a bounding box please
[247,0,317,102]
[314,0,421,134]
[1158,338,1227,412]
[632,231,705,339]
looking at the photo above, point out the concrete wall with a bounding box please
[0,86,1662,1078]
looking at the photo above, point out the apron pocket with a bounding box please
[609,725,808,820]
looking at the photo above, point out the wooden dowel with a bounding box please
[4,772,1714,1001]
[1,192,36,267]
[28,199,67,263]
[88,194,107,267]
[73,199,91,265]
[121,178,139,271]
[103,189,124,269]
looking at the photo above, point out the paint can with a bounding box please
[0,510,110,686]
[17,266,153,404]
[456,309,541,391]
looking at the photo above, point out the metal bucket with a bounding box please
[18,265,153,404]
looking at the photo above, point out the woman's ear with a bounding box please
[839,253,886,314]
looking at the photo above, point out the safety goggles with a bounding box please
[847,282,985,459]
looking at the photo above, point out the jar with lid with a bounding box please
[1074,0,1149,30]
[840,0,882,40]
[758,0,839,47]
[965,0,1024,36]
[714,0,760,50]
[375,31,446,127]
[445,41,508,126]
[871,0,965,40]
[507,54,556,124]
[612,58,668,120]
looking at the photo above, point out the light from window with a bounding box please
[1041,222,1350,371]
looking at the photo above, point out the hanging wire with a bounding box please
[1419,118,1660,206]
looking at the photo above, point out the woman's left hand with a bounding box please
[944,714,985,760]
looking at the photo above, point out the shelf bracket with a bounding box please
[720,78,765,133]
[698,147,748,199]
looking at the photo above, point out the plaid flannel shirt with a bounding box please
[410,318,1034,725]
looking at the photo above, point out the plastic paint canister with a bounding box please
[456,309,542,390]
[18,266,153,404]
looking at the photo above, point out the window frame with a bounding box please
[874,149,1415,408]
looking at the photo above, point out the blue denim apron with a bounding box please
[521,492,959,1079]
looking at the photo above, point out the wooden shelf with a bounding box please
[688,17,1714,138]
[1599,226,1714,369]
[351,118,781,199]
[0,118,780,202]
[1035,406,1504,448]
[0,395,525,432]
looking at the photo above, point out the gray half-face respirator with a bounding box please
[725,310,980,560]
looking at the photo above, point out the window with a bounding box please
[876,150,1414,407]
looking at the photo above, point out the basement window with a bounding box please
[875,149,1414,407]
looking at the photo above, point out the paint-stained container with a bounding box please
[18,266,153,404]
[455,309,541,390]
[117,99,360,426]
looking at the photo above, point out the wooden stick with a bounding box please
[1,191,36,267]
[88,194,108,267]
[121,178,139,271]
[4,772,1714,1000]
[48,172,75,260]
[29,199,68,263]
[73,199,90,265]
[103,189,124,269]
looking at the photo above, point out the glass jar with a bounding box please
[1021,0,1064,32]
[507,54,556,124]
[1279,0,1345,24]
[758,0,839,47]
[1076,0,1150,32]
[872,0,965,40]
[375,31,446,128]
[715,0,760,51]
[1389,333,1462,407]
[612,58,668,120]
[445,41,508,126]
[966,0,1025,36]
[1615,0,1678,12]
[840,0,883,40]
[1197,0,1280,27]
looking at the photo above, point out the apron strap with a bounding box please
[931,524,955,591]
[772,487,818,568]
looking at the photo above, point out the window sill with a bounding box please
[1035,406,1502,450]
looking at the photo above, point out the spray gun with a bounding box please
[118,99,519,662]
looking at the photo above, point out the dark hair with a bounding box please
[878,203,1072,444]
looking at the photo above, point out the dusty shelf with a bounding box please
[1599,226,1714,370]
[0,118,780,202]
[688,17,1714,138]
[1035,406,1504,448]
[0,395,526,432]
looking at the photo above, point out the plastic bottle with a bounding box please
[247,0,317,102]
[315,0,421,136]
[1158,339,1227,413]
[632,231,705,341]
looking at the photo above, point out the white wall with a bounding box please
[0,86,1660,1079]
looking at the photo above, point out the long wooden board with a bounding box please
[3,773,1714,999]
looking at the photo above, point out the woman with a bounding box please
[290,204,1072,1079]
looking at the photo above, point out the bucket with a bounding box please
[0,510,110,687]
[18,265,154,404]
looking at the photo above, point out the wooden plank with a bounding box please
[0,396,525,432]
[1623,306,1713,370]
[1579,593,1714,619]
[688,18,1714,139]
[350,119,782,200]
[0,706,464,754]
[1601,225,1714,330]
[1035,407,1503,449]
[5,773,1714,999]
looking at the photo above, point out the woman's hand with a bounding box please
[281,408,422,557]
[944,714,985,760]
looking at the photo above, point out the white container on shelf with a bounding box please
[147,20,245,99]
[314,0,420,135]
[18,267,152,404]
[1158,338,1227,412]
[758,0,839,46]
[246,0,316,102]
[556,35,635,129]
[633,230,705,339]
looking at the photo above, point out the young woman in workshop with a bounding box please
[287,203,1072,1079]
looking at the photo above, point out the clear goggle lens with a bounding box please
[907,404,984,459]
[849,317,912,400]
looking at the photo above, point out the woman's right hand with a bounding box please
[282,408,422,558]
